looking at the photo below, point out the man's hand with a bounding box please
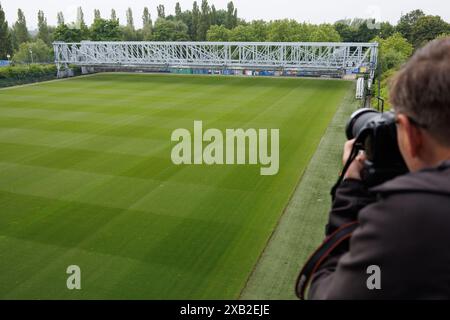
[342,139,366,181]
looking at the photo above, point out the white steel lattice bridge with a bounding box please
[53,41,378,80]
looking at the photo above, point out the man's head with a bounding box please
[390,37,450,172]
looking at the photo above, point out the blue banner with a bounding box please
[0,60,10,67]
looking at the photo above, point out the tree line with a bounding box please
[0,2,449,65]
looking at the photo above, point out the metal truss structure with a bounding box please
[53,41,378,80]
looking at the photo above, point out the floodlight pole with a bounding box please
[29,49,34,64]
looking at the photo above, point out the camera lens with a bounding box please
[346,108,380,140]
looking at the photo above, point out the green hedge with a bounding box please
[69,65,82,76]
[0,64,57,80]
[371,68,397,110]
[0,64,57,88]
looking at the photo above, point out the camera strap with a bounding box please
[331,135,366,200]
[295,221,359,300]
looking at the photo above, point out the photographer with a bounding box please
[306,38,450,299]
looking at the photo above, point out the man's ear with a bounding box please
[397,114,423,158]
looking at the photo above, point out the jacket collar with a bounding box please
[371,160,450,196]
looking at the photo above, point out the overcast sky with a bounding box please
[1,0,449,30]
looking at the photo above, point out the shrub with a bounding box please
[12,39,54,64]
[0,64,57,81]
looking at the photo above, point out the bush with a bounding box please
[370,33,414,110]
[12,39,54,64]
[0,64,57,87]
[0,64,56,79]
[372,68,397,110]
[373,33,413,73]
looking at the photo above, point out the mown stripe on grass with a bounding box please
[0,127,167,157]
[0,162,260,216]
[0,142,280,192]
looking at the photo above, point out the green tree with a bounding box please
[12,39,52,63]
[157,5,165,19]
[206,25,230,41]
[37,10,50,45]
[172,20,190,41]
[249,20,268,42]
[411,15,450,48]
[310,24,341,42]
[353,20,378,42]
[371,33,414,108]
[191,1,200,39]
[76,7,89,40]
[165,14,176,22]
[214,9,228,26]
[126,7,135,31]
[175,3,182,20]
[94,9,101,21]
[396,9,425,42]
[197,0,211,40]
[349,18,366,28]
[229,25,256,41]
[111,9,118,23]
[210,5,217,26]
[299,23,315,41]
[177,10,193,39]
[226,2,237,29]
[334,18,381,42]
[374,32,413,72]
[0,3,12,59]
[90,19,121,41]
[47,25,55,42]
[267,20,294,42]
[53,23,82,42]
[383,33,413,59]
[378,22,395,39]
[142,7,153,40]
[122,7,137,40]
[57,12,64,26]
[334,21,356,42]
[267,20,310,42]
[152,18,189,41]
[13,9,29,47]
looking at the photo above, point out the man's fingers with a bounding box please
[356,150,367,164]
[344,151,366,180]
[343,139,356,165]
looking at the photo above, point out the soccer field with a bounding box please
[0,73,351,299]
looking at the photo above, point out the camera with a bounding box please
[344,108,409,187]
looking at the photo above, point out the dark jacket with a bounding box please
[309,160,450,299]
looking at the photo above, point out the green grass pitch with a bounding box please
[0,73,351,299]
